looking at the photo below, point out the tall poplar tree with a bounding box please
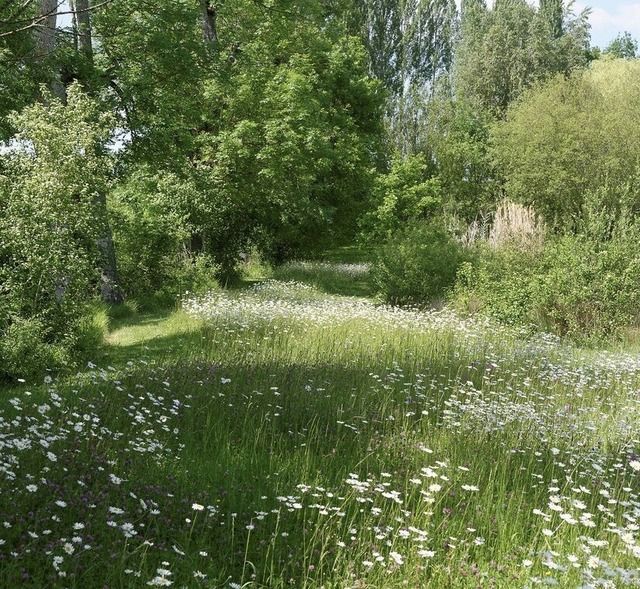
[540,0,564,39]
[455,0,590,116]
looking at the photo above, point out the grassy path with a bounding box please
[1,262,640,588]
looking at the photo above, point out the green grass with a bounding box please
[271,260,374,298]
[1,262,640,588]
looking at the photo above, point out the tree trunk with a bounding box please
[34,0,65,99]
[71,5,79,52]
[200,1,217,48]
[72,0,93,61]
[34,0,57,57]
[95,192,124,304]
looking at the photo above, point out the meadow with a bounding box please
[1,261,639,588]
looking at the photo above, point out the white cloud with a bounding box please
[571,2,640,48]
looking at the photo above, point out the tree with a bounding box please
[92,0,384,276]
[425,95,495,220]
[540,0,563,39]
[455,0,590,116]
[71,0,94,60]
[0,8,39,139]
[402,0,457,92]
[605,32,638,59]
[33,0,58,57]
[195,20,384,271]
[350,0,458,157]
[32,0,66,98]
[492,59,640,229]
[200,0,218,48]
[350,0,404,96]
[362,153,443,242]
[94,0,208,166]
[0,84,117,377]
[460,0,486,15]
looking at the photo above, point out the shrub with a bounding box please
[73,306,110,362]
[373,223,465,306]
[110,169,222,302]
[454,207,640,342]
[0,85,113,381]
[0,318,70,381]
[453,244,545,328]
[172,254,219,297]
[109,169,193,299]
[534,233,640,340]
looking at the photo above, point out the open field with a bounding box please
[1,264,640,588]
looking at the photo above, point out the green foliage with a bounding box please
[426,97,495,220]
[107,300,140,323]
[373,222,464,305]
[363,154,442,241]
[454,203,640,341]
[74,305,110,360]
[455,0,590,116]
[109,168,198,298]
[605,32,638,59]
[535,232,640,340]
[0,84,113,379]
[388,87,495,223]
[94,0,207,166]
[351,0,457,99]
[453,246,543,327]
[492,60,640,229]
[7,0,640,369]
[197,30,384,270]
[95,1,384,275]
[0,318,71,381]
[0,5,43,139]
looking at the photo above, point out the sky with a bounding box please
[574,1,640,48]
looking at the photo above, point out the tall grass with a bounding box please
[1,271,639,588]
[463,200,545,250]
[488,201,546,250]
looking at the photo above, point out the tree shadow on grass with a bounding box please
[270,266,376,298]
[9,310,631,587]
[82,351,597,586]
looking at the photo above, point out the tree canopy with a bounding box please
[3,0,640,377]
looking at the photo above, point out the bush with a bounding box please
[109,169,193,299]
[453,246,543,327]
[73,306,110,361]
[534,233,640,340]
[0,318,70,381]
[0,85,113,381]
[172,254,219,297]
[454,209,640,342]
[110,169,221,302]
[373,223,465,306]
